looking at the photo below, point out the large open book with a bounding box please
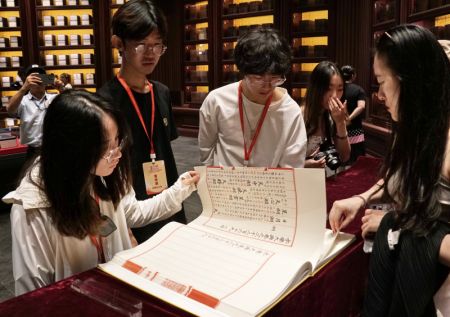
[100,167,355,317]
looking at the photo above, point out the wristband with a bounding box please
[353,194,367,209]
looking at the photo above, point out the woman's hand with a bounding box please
[329,196,364,233]
[181,171,200,186]
[361,209,387,239]
[328,97,348,125]
[305,147,325,168]
[305,157,326,168]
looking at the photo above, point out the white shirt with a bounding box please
[14,92,56,147]
[198,82,307,168]
[2,164,196,295]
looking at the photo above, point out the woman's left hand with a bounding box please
[328,97,348,125]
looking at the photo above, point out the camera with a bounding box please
[313,142,341,170]
[36,74,55,86]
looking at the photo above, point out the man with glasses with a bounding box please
[199,27,307,168]
[99,0,185,243]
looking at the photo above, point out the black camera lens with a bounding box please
[314,143,341,170]
[325,155,340,170]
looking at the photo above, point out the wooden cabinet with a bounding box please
[220,0,274,86]
[0,0,28,120]
[110,0,129,77]
[35,0,97,92]
[289,0,333,106]
[173,0,334,137]
[183,1,210,108]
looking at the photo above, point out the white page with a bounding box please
[101,222,310,317]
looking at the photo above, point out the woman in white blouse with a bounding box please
[3,90,199,295]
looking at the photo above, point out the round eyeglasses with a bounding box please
[245,75,286,88]
[103,138,126,163]
[134,43,167,56]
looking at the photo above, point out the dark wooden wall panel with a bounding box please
[335,0,372,96]
[151,0,183,93]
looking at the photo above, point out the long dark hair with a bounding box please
[29,90,132,238]
[377,24,450,235]
[112,0,167,43]
[303,61,343,138]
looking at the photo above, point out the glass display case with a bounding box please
[290,0,331,105]
[182,1,210,108]
[221,0,274,85]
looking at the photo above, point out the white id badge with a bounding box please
[142,160,168,195]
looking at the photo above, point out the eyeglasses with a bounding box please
[245,75,286,88]
[134,43,167,56]
[103,138,126,163]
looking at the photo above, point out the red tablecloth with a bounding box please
[0,143,27,156]
[0,156,382,317]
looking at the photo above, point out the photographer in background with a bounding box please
[6,64,57,158]
[302,61,350,171]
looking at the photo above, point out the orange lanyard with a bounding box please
[89,235,105,264]
[238,81,273,166]
[90,195,105,263]
[117,73,157,161]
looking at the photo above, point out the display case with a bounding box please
[110,0,129,76]
[220,0,274,86]
[35,0,97,92]
[0,0,25,120]
[408,0,450,40]
[289,0,332,106]
[182,1,210,109]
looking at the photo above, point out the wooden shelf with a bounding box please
[0,27,21,32]
[292,31,328,38]
[43,65,95,70]
[407,5,450,22]
[222,9,273,20]
[184,17,208,24]
[372,19,396,31]
[38,25,93,31]
[223,36,239,42]
[293,4,328,13]
[0,87,19,91]
[184,61,209,66]
[39,45,95,50]
[290,82,308,88]
[0,67,19,71]
[36,5,92,10]
[73,84,96,89]
[0,47,22,52]
[292,56,328,62]
[0,6,19,11]
[184,82,209,86]
[184,39,208,45]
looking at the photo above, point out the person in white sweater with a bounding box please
[199,27,307,168]
[3,90,199,295]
